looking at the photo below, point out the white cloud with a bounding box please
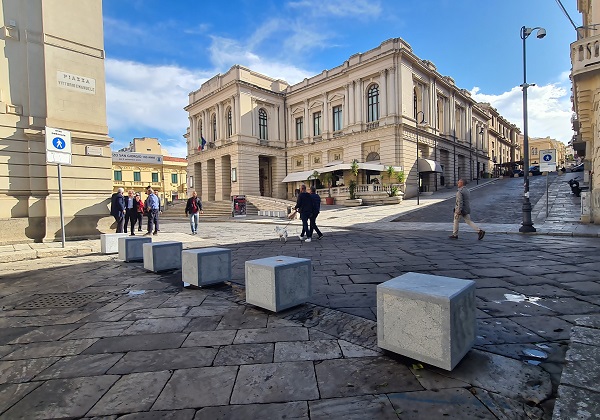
[287,0,382,18]
[471,76,573,144]
[208,36,313,84]
[105,58,212,148]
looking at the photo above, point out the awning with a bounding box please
[418,159,443,173]
[282,163,403,183]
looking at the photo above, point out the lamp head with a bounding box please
[536,28,546,39]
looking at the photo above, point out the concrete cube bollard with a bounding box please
[143,241,183,272]
[118,236,152,262]
[101,233,129,254]
[245,255,311,312]
[182,247,231,287]
[377,272,476,371]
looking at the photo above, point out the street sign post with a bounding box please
[45,127,73,248]
[539,149,556,218]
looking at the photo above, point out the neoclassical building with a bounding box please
[571,0,600,223]
[185,38,521,202]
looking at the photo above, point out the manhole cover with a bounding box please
[15,293,109,309]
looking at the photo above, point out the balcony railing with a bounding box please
[571,34,600,74]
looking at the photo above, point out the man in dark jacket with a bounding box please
[123,190,136,234]
[110,188,125,233]
[309,186,323,240]
[295,184,313,242]
[185,191,204,234]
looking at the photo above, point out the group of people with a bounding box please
[294,184,323,243]
[110,187,161,236]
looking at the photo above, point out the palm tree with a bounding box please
[349,160,359,200]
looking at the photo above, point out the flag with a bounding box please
[201,136,207,151]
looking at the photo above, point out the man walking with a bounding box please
[145,188,160,236]
[185,191,204,235]
[449,179,485,240]
[110,188,125,233]
[309,186,323,240]
[294,184,313,242]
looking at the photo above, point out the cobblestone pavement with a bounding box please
[0,174,598,419]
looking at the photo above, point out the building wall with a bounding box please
[0,0,113,245]
[185,39,522,202]
[572,0,600,223]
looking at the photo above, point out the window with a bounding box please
[212,114,217,141]
[313,111,321,136]
[114,170,122,181]
[296,117,303,140]
[171,174,178,184]
[152,172,158,183]
[367,84,379,122]
[333,106,342,131]
[227,108,232,137]
[259,108,268,140]
[133,171,141,182]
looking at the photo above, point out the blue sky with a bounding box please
[102,0,581,157]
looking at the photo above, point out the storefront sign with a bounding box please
[112,152,163,164]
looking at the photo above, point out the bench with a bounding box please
[143,241,183,272]
[182,247,231,287]
[245,255,311,312]
[101,233,129,254]
[118,236,152,262]
[377,272,475,371]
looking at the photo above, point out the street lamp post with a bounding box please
[519,25,546,233]
[415,111,426,205]
[478,127,484,185]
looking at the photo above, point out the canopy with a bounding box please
[418,158,443,173]
[281,163,402,183]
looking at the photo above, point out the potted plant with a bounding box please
[382,166,405,204]
[307,170,320,188]
[320,172,335,205]
[343,160,362,206]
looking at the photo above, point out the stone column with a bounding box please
[322,93,329,136]
[348,82,355,125]
[189,116,195,152]
[231,95,237,135]
[380,70,388,118]
[388,67,396,116]
[217,102,223,141]
[304,100,310,140]
[355,80,363,124]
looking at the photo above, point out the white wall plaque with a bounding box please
[57,71,96,94]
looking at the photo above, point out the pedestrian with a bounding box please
[295,184,313,242]
[134,193,144,232]
[144,188,160,236]
[124,190,136,234]
[309,186,323,240]
[185,190,204,235]
[110,188,125,233]
[449,179,485,240]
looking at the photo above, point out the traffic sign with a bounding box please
[45,127,72,165]
[539,149,556,172]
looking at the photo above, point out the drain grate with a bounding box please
[15,293,109,309]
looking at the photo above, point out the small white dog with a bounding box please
[274,226,288,242]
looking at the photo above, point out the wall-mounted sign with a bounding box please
[112,152,163,164]
[57,71,96,95]
[86,146,103,156]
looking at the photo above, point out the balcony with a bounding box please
[365,121,380,131]
[571,34,600,76]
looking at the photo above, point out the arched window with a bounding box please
[367,84,379,122]
[258,108,268,140]
[212,114,217,141]
[366,152,380,162]
[227,108,232,138]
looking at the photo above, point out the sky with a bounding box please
[102,0,581,158]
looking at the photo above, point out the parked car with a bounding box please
[571,163,584,172]
[512,169,524,177]
[529,166,542,176]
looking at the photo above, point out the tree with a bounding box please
[320,172,333,197]
[349,160,360,200]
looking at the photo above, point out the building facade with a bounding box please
[185,38,521,202]
[0,0,113,245]
[528,136,567,168]
[571,0,600,222]
[112,138,187,206]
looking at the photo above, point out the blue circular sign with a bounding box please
[543,154,552,162]
[52,137,66,150]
